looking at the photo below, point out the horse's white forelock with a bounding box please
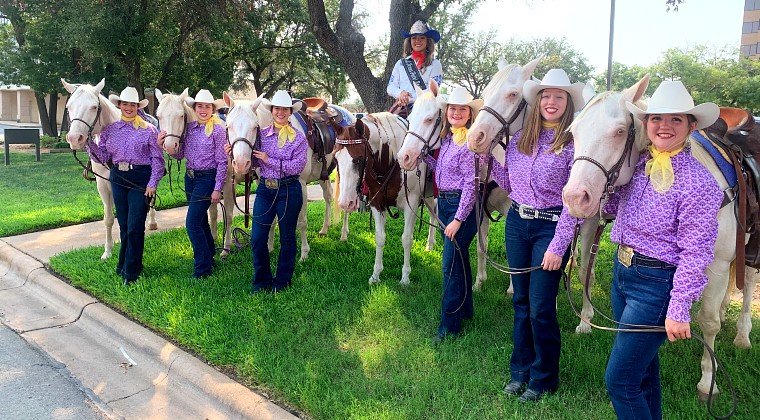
[66,83,119,133]
[363,112,408,161]
[570,90,649,155]
[482,63,519,103]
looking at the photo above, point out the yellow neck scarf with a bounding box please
[121,115,148,129]
[275,122,296,148]
[645,144,685,193]
[451,126,468,146]
[197,114,223,137]
[542,120,560,130]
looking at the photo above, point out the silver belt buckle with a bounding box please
[117,162,130,171]
[618,245,633,268]
[518,204,535,220]
[265,178,279,189]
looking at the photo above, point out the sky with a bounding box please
[358,0,746,72]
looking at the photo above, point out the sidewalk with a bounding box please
[0,184,326,419]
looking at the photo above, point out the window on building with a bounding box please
[751,44,758,55]
[741,45,751,55]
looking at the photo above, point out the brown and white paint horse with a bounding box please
[61,78,158,260]
[466,59,601,332]
[562,75,756,399]
[335,112,437,285]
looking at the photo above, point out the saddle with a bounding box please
[297,97,344,180]
[701,107,760,282]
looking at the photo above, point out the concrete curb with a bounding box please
[0,240,297,419]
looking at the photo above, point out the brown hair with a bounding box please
[403,37,436,69]
[439,105,474,139]
[517,90,575,155]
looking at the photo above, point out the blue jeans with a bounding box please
[111,167,151,281]
[505,207,570,392]
[437,194,478,336]
[605,251,675,420]
[251,179,303,290]
[185,171,216,277]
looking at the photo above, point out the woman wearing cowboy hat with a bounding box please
[425,86,483,342]
[386,20,443,112]
[493,69,585,402]
[158,89,228,279]
[87,86,164,286]
[603,81,721,419]
[249,90,307,293]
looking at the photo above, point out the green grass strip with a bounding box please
[50,201,760,419]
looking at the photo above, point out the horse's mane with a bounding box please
[482,63,519,101]
[569,90,649,151]
[362,112,408,163]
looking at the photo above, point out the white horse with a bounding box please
[465,59,601,333]
[562,75,757,399]
[223,93,351,257]
[61,78,158,260]
[396,82,512,292]
[153,88,238,257]
[334,111,437,285]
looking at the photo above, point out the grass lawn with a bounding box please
[49,201,760,419]
[0,151,239,237]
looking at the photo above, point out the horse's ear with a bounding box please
[61,78,77,94]
[622,74,650,104]
[415,85,424,98]
[521,57,542,80]
[429,79,439,96]
[251,93,265,111]
[224,91,235,109]
[155,88,164,103]
[94,78,105,94]
[179,88,189,101]
[497,58,508,71]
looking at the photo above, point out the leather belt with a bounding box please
[617,245,676,270]
[261,175,299,189]
[115,162,150,171]
[510,202,561,222]
[186,168,216,178]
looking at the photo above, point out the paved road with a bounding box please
[0,323,105,420]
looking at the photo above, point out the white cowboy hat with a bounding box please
[108,87,148,109]
[400,20,440,43]
[186,89,215,106]
[261,90,303,112]
[523,68,586,109]
[436,86,484,120]
[625,80,719,130]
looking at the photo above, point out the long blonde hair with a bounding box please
[517,91,575,155]
[403,37,436,69]
[439,105,474,139]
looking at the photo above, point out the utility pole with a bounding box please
[607,0,616,90]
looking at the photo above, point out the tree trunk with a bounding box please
[306,0,443,112]
[34,93,54,137]
[48,92,59,137]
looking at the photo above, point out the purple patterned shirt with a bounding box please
[174,122,228,191]
[88,121,164,189]
[606,147,721,322]
[258,125,307,179]
[492,128,578,255]
[428,134,478,221]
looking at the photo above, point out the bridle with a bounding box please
[572,118,637,203]
[405,111,442,161]
[163,112,188,148]
[479,98,527,154]
[335,137,368,198]
[228,126,262,162]
[68,86,103,144]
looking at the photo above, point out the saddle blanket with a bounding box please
[692,130,738,188]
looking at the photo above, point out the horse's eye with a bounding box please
[616,129,624,136]
[424,117,434,124]
[509,92,517,98]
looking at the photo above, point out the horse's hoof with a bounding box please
[399,278,410,287]
[100,253,111,260]
[369,275,380,285]
[148,223,158,231]
[318,228,328,236]
[733,336,752,349]
[425,244,434,252]
[575,323,592,334]
[220,250,230,259]
[506,287,514,296]
[340,234,348,241]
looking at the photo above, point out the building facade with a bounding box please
[742,0,760,57]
